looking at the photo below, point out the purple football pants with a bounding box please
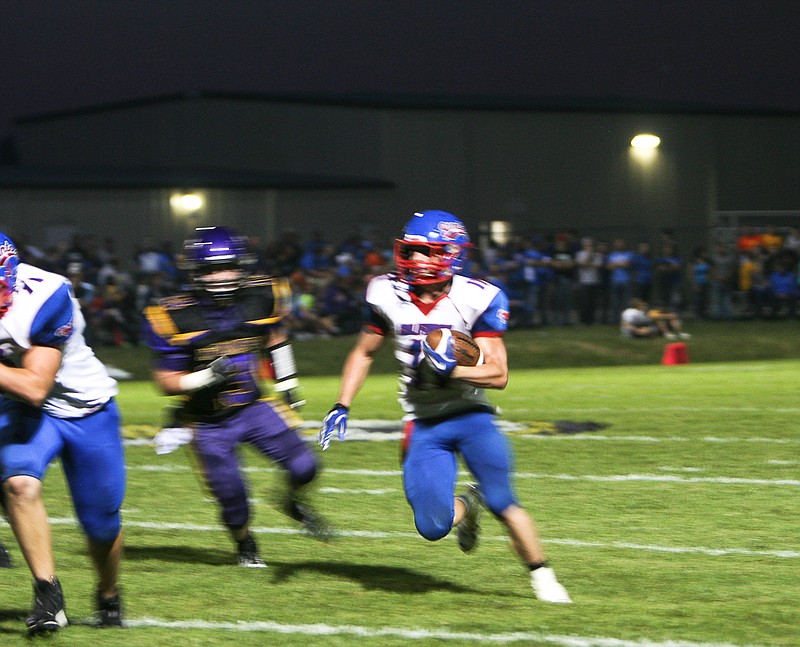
[191,400,317,530]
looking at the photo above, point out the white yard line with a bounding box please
[32,518,799,559]
[125,464,800,487]
[123,617,765,647]
[319,487,399,494]
[515,435,799,443]
[125,431,800,446]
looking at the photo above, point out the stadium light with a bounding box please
[170,191,206,216]
[630,134,661,149]
[489,220,512,245]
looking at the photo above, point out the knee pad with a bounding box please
[482,486,516,517]
[414,510,452,541]
[80,509,122,544]
[220,496,249,531]
[286,450,318,488]
[415,518,451,541]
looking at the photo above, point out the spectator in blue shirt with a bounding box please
[768,260,798,319]
[606,238,633,321]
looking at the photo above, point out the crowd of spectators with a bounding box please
[12,224,800,348]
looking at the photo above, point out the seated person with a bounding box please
[620,298,691,340]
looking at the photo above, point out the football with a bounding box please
[425,328,483,366]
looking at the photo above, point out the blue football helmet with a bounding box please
[394,210,471,285]
[181,226,255,300]
[0,232,19,318]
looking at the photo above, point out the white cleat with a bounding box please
[531,567,573,604]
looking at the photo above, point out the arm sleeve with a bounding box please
[30,283,74,348]
[141,305,194,372]
[472,289,509,337]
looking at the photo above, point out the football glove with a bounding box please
[319,403,349,451]
[422,330,457,377]
[208,355,234,384]
[178,355,234,392]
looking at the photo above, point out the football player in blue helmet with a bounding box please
[0,230,127,632]
[144,225,330,569]
[0,233,16,571]
[321,210,572,604]
[394,210,471,286]
[0,232,20,317]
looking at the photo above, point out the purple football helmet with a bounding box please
[0,232,19,318]
[182,226,255,300]
[394,210,471,285]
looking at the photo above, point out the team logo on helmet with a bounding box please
[0,236,19,318]
[437,220,467,241]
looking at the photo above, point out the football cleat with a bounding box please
[531,567,573,604]
[236,534,267,568]
[455,483,482,553]
[96,590,123,627]
[26,577,68,634]
[284,497,333,541]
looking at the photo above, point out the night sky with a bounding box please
[2,1,798,140]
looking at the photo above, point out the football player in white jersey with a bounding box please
[320,210,571,603]
[0,233,125,633]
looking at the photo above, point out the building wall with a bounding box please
[2,98,798,264]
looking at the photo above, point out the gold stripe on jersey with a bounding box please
[244,277,292,325]
[195,337,263,363]
[144,304,179,338]
[143,304,210,346]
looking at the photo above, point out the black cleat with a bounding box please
[96,590,123,627]
[26,577,68,635]
[456,483,482,553]
[284,498,333,541]
[0,541,11,568]
[236,534,267,568]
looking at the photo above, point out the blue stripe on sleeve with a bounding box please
[472,289,510,334]
[30,283,74,348]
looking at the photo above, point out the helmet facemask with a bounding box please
[0,240,19,319]
[394,240,465,285]
[194,261,245,301]
[181,227,255,303]
[394,210,471,286]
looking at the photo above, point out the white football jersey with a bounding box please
[0,263,117,417]
[366,273,509,420]
[620,307,651,326]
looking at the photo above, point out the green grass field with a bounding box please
[1,323,799,645]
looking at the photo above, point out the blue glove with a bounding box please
[320,403,349,450]
[422,329,457,377]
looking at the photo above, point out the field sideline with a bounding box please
[1,348,798,644]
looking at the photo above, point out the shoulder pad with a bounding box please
[241,274,276,289]
[240,276,292,323]
[158,294,198,311]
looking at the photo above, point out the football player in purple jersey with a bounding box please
[143,226,329,568]
[0,231,125,633]
[320,210,572,603]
